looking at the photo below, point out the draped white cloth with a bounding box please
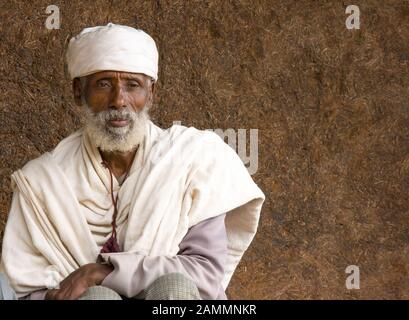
[0,120,265,298]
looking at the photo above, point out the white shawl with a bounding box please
[0,120,265,297]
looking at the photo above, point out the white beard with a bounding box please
[84,104,150,153]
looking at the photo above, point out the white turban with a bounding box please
[66,23,158,81]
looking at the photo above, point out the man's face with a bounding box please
[80,70,154,115]
[73,71,155,152]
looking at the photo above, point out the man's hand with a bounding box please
[45,263,113,300]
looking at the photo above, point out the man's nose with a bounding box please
[109,85,127,110]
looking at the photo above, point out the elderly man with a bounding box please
[0,23,264,300]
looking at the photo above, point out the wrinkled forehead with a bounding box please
[85,71,150,81]
[78,71,154,87]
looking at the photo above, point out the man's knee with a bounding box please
[79,286,122,300]
[0,273,17,300]
[144,273,201,300]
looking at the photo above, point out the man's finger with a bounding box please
[71,285,88,300]
[45,289,59,300]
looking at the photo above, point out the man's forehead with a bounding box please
[87,71,148,81]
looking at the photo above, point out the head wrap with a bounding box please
[66,23,158,81]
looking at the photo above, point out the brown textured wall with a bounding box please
[1,0,408,299]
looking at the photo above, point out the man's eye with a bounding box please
[128,82,140,88]
[97,81,110,88]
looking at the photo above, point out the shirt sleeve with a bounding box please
[19,289,48,300]
[100,213,228,300]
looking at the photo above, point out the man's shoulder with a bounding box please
[19,129,83,174]
[155,123,239,169]
[164,123,225,146]
[50,129,83,159]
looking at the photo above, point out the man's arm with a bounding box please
[100,213,228,300]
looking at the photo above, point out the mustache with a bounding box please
[91,108,140,122]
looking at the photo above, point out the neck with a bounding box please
[99,146,138,178]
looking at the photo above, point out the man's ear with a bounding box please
[148,81,156,108]
[73,77,84,106]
